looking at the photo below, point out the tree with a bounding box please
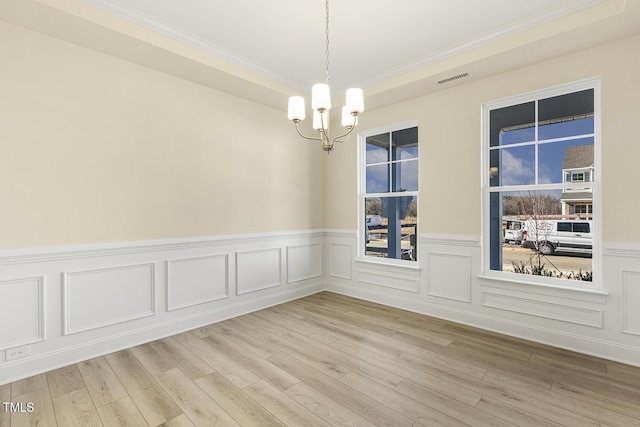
[366,199,382,215]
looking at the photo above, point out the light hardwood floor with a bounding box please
[2,291,640,426]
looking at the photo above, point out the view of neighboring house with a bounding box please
[561,144,594,218]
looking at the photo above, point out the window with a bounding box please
[571,172,585,182]
[557,222,572,232]
[573,204,592,214]
[573,222,590,233]
[483,80,599,286]
[359,123,418,262]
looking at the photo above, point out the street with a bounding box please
[502,244,592,275]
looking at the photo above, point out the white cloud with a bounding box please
[501,149,534,185]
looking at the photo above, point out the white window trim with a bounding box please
[357,120,419,267]
[480,78,602,291]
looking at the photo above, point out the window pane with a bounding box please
[392,126,419,160]
[364,196,417,261]
[500,127,535,146]
[489,190,592,282]
[539,116,594,141]
[366,164,389,193]
[573,223,590,233]
[366,133,389,164]
[393,159,419,191]
[489,145,535,186]
[490,101,535,147]
[538,138,593,184]
[397,146,418,160]
[538,89,594,123]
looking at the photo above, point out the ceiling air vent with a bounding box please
[437,72,469,85]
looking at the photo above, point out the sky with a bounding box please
[365,143,418,194]
[493,117,594,186]
[362,117,594,199]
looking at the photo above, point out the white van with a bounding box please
[503,219,524,244]
[366,215,382,229]
[522,219,592,255]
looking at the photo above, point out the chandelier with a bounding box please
[287,0,364,153]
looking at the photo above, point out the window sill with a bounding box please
[478,273,608,304]
[355,257,422,275]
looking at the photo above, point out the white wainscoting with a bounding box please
[621,270,640,336]
[426,252,471,302]
[356,262,420,293]
[287,243,322,284]
[3,232,640,384]
[236,248,282,295]
[605,243,640,341]
[167,254,229,311]
[481,289,603,327]
[328,241,354,280]
[0,276,44,350]
[0,230,324,385]
[63,263,156,335]
[325,232,640,367]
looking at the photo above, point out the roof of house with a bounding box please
[561,191,593,201]
[563,144,594,169]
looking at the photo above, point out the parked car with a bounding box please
[522,219,592,255]
[503,219,524,244]
[366,215,382,229]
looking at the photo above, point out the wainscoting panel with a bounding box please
[621,270,640,336]
[0,276,44,350]
[356,264,420,293]
[167,254,228,311]
[482,290,603,327]
[235,248,282,295]
[426,252,471,303]
[287,243,322,283]
[328,243,353,280]
[62,263,156,335]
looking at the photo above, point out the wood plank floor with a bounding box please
[2,291,640,426]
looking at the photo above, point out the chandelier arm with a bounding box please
[331,113,358,144]
[331,123,357,145]
[318,110,331,144]
[293,121,324,142]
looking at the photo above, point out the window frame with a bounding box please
[358,120,420,267]
[481,78,601,290]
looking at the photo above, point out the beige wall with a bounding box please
[0,20,325,249]
[3,18,638,249]
[326,34,640,243]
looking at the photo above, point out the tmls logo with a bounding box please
[2,402,35,413]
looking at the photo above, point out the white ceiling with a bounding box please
[80,0,608,92]
[1,0,639,110]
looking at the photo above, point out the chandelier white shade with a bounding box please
[345,88,364,114]
[287,0,364,153]
[311,84,331,111]
[287,96,305,121]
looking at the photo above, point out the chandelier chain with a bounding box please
[325,0,330,84]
